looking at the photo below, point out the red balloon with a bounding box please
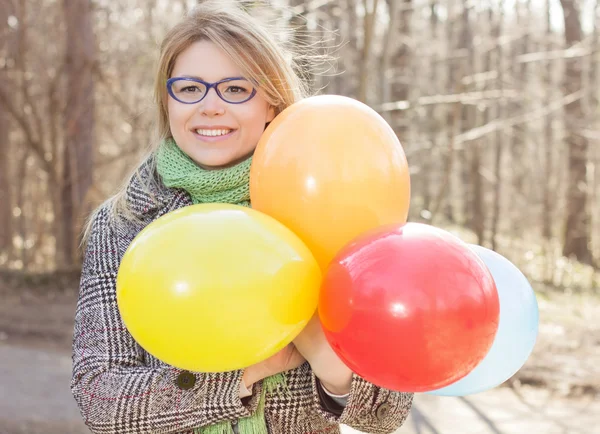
[319,223,499,392]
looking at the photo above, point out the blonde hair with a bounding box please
[82,0,316,245]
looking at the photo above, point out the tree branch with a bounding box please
[453,90,584,148]
[0,83,54,176]
[516,46,592,64]
[379,89,520,112]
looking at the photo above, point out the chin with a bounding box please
[193,153,242,170]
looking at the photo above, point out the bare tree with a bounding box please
[542,0,555,242]
[509,0,531,235]
[390,0,413,134]
[490,0,505,250]
[1,0,598,275]
[462,4,485,243]
[378,0,398,120]
[441,0,458,224]
[593,0,600,262]
[420,0,440,213]
[357,0,380,103]
[289,0,315,91]
[459,3,474,230]
[59,0,96,267]
[559,0,593,265]
[0,1,15,257]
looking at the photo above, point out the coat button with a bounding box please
[176,371,196,390]
[375,402,390,420]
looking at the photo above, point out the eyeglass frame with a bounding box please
[166,76,258,105]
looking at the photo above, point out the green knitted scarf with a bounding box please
[156,137,288,434]
[156,137,252,206]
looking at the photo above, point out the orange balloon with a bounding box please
[250,95,410,270]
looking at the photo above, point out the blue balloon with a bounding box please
[425,244,539,396]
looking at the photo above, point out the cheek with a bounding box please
[241,102,271,131]
[168,101,189,131]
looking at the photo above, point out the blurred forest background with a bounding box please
[0,0,598,290]
[0,1,599,433]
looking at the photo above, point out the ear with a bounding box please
[266,105,276,123]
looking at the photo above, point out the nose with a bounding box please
[199,87,225,117]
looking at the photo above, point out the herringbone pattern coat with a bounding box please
[71,161,414,434]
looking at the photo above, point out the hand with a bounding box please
[293,314,354,395]
[242,344,306,388]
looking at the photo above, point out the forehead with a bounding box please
[171,40,243,80]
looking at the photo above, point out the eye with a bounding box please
[180,85,202,93]
[224,85,249,94]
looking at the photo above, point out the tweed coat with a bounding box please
[71,160,414,434]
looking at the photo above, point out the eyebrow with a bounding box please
[174,75,245,81]
[178,75,204,80]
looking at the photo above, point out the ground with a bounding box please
[0,271,598,434]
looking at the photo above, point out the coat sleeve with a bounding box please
[310,373,414,434]
[71,206,261,434]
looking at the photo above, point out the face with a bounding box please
[167,40,275,169]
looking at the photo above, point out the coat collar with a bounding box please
[125,156,193,220]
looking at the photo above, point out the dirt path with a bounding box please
[0,273,598,434]
[0,344,87,434]
[1,341,596,434]
[394,388,598,434]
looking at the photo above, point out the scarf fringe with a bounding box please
[195,424,235,434]
[195,373,288,434]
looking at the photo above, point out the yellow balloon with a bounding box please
[250,95,411,271]
[116,203,321,372]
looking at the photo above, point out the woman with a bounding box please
[71,2,413,433]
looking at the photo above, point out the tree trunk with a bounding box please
[589,0,599,264]
[60,0,96,267]
[422,0,439,213]
[470,141,484,244]
[459,4,473,228]
[542,0,554,241]
[390,0,412,135]
[0,1,16,257]
[15,150,29,269]
[559,0,593,264]
[357,0,380,103]
[289,0,315,91]
[379,0,398,122]
[491,1,505,250]
[509,0,530,236]
[342,0,359,98]
[0,110,10,255]
[323,1,342,95]
[464,5,485,243]
[441,0,457,223]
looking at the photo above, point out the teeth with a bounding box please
[195,129,232,137]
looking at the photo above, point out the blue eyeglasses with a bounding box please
[166,76,257,104]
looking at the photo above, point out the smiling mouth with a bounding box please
[194,128,234,137]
